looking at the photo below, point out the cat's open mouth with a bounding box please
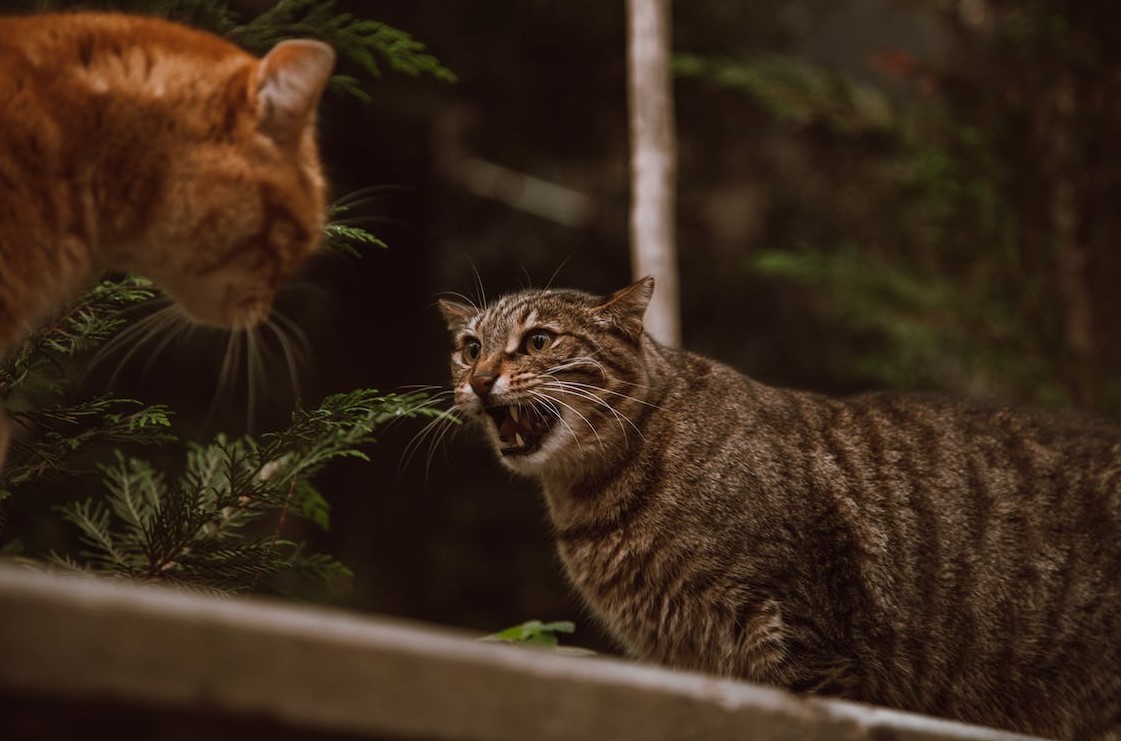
[485,402,556,455]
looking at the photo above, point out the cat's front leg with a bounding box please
[729,597,794,684]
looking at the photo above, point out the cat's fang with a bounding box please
[483,400,559,455]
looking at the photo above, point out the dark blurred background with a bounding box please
[12,0,1121,654]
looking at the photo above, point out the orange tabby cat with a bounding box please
[0,13,335,471]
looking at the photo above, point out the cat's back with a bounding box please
[638,350,1121,734]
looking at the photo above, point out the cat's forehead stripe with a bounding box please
[466,289,596,347]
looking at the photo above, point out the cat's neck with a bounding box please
[537,338,681,533]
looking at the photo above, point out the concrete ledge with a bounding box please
[0,565,1042,740]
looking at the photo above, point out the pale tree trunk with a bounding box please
[626,0,680,346]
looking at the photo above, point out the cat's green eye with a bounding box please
[462,339,482,364]
[524,331,553,355]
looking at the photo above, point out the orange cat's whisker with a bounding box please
[138,312,191,380]
[262,314,309,403]
[208,330,243,424]
[245,329,267,431]
[94,304,181,391]
[330,184,407,210]
[267,311,312,364]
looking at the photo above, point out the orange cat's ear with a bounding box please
[439,299,478,332]
[254,39,336,145]
[595,276,654,341]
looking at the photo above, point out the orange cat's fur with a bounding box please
[0,12,335,470]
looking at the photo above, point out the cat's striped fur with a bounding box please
[0,13,335,470]
[441,277,1121,740]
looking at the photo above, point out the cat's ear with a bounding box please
[595,276,655,342]
[438,299,478,332]
[254,39,336,146]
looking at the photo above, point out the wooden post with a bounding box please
[626,0,681,347]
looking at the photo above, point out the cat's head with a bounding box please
[440,277,654,477]
[107,29,336,330]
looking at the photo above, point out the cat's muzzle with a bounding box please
[484,402,556,456]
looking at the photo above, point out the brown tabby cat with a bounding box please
[441,276,1121,740]
[0,13,335,470]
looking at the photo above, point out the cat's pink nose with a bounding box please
[469,373,496,399]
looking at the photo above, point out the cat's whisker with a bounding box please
[528,389,602,454]
[526,390,583,454]
[138,311,191,380]
[420,414,463,480]
[263,313,311,403]
[268,311,313,395]
[547,357,664,410]
[544,254,574,290]
[268,310,313,364]
[328,214,395,227]
[86,294,176,372]
[99,305,184,390]
[400,394,461,476]
[545,376,665,412]
[467,258,488,311]
[517,265,534,291]
[538,381,645,445]
[539,381,636,427]
[401,410,458,471]
[88,300,170,373]
[545,356,608,378]
[205,330,244,426]
[399,392,457,421]
[435,291,480,314]
[245,328,270,431]
[331,184,409,210]
[399,383,450,395]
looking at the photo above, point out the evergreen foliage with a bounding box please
[47,390,438,592]
[0,267,443,593]
[0,278,175,513]
[225,0,457,101]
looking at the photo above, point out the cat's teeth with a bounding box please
[515,433,526,448]
[511,405,520,423]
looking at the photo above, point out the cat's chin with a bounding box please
[165,289,273,330]
[494,440,558,475]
